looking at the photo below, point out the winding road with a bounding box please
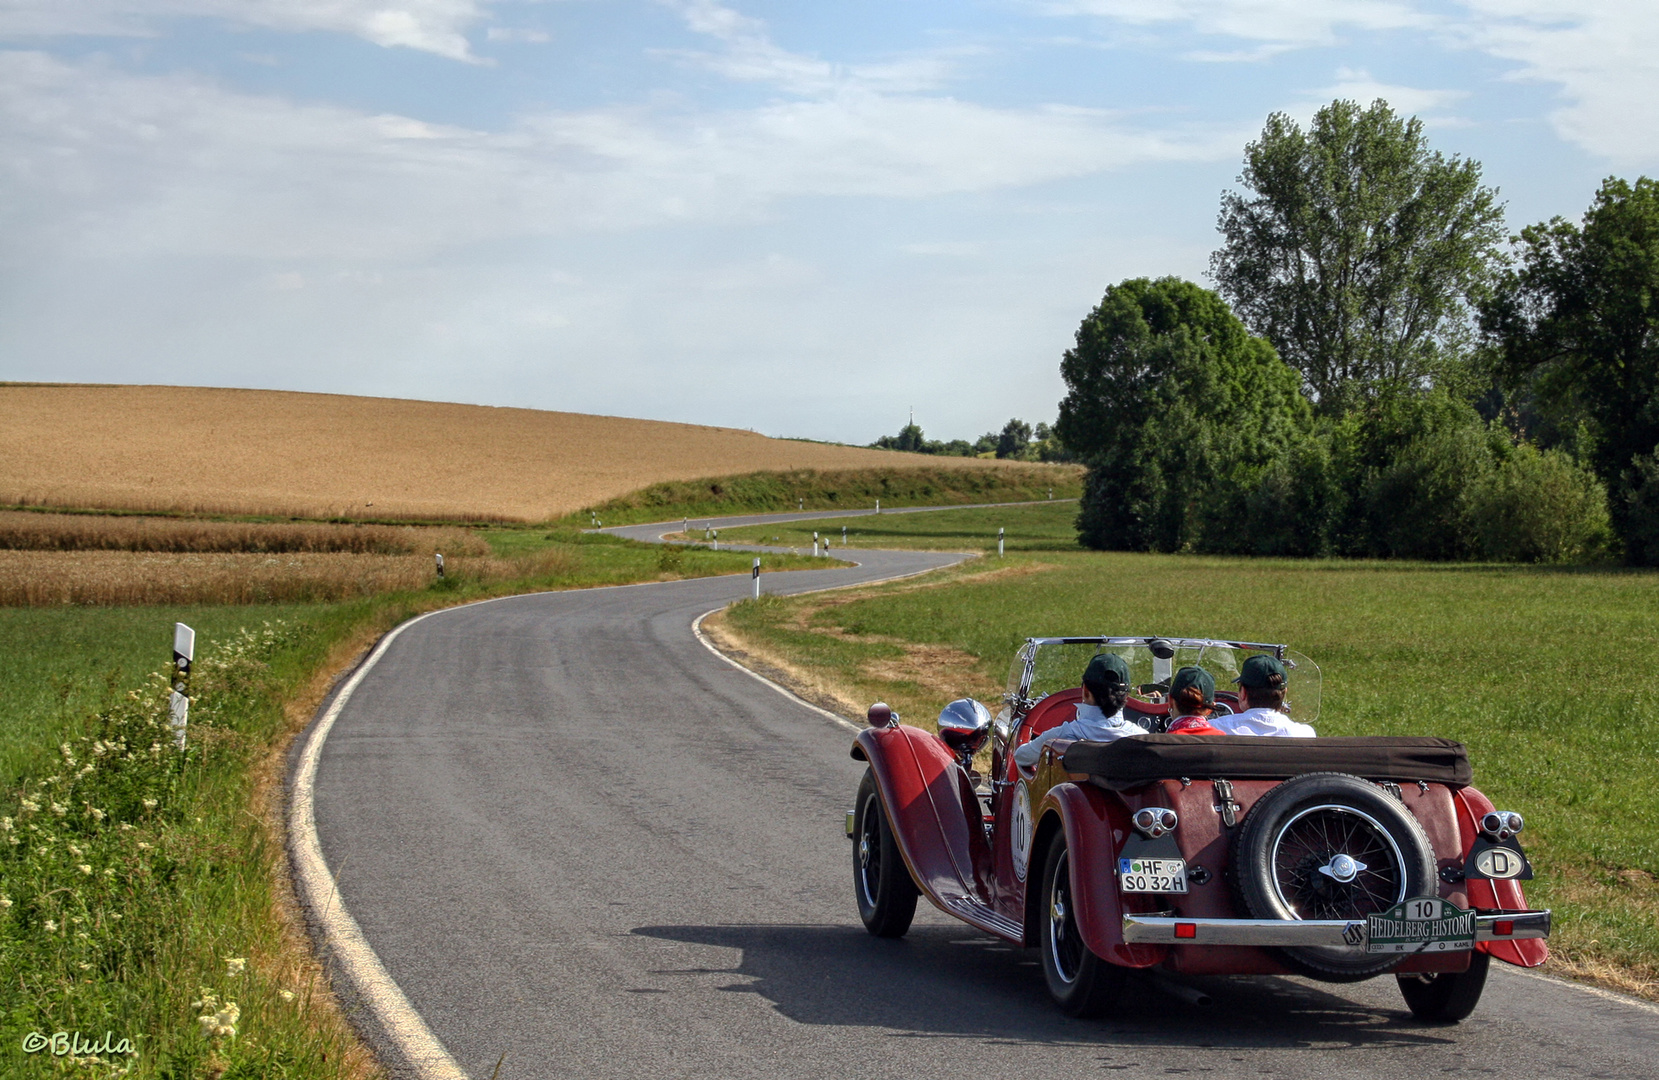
[292,508,1657,1080]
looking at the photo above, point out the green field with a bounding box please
[716,499,1081,552]
[719,506,1659,995]
[0,532,827,1078]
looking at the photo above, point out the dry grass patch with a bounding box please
[1,385,1031,521]
[0,550,575,606]
[0,511,489,555]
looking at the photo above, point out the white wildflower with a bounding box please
[76,931,90,941]
[89,808,105,821]
[136,842,153,851]
[78,764,95,778]
[78,864,93,875]
[0,895,11,909]
[278,989,295,1002]
[142,799,158,810]
[51,803,67,817]
[92,741,107,757]
[104,868,115,878]
[78,962,93,971]
[119,823,134,831]
[20,798,39,813]
[68,843,83,858]
[226,957,246,976]
[198,1000,239,1039]
[0,817,11,831]
[43,919,57,932]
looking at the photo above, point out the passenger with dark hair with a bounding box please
[1165,666,1224,735]
[1211,655,1316,737]
[1014,652,1141,769]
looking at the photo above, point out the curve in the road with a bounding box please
[291,509,1659,1080]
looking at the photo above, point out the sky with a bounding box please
[1,2,1656,445]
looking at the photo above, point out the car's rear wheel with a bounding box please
[1038,834,1124,1016]
[1230,772,1437,982]
[853,769,918,937]
[1398,949,1490,1022]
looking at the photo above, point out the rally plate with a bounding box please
[1366,896,1476,953]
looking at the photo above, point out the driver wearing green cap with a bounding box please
[1211,654,1316,737]
[1013,652,1143,769]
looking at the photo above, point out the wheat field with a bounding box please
[0,510,490,555]
[1,385,1029,521]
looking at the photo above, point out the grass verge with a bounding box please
[569,465,1082,527]
[0,534,826,1078]
[706,507,1659,1001]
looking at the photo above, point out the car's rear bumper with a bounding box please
[1122,909,1551,947]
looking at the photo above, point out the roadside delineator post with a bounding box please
[1048,488,1053,500]
[875,499,880,514]
[712,529,718,551]
[998,527,1005,558]
[752,558,761,599]
[435,552,445,578]
[842,525,847,546]
[170,623,194,749]
[813,531,820,557]
[798,498,803,511]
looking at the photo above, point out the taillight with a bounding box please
[1132,807,1179,838]
[1480,811,1524,842]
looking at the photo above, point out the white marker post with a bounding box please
[1048,488,1053,500]
[683,517,688,536]
[998,527,1005,558]
[435,552,444,578]
[842,525,847,546]
[813,531,820,557]
[752,558,761,599]
[798,498,803,511]
[875,499,880,514]
[170,623,194,749]
[712,530,718,551]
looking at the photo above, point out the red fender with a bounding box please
[1455,785,1548,967]
[1038,782,1167,968]
[852,726,1001,934]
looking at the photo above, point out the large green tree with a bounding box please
[1211,100,1505,415]
[1483,176,1659,563]
[1056,277,1307,551]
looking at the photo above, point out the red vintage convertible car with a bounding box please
[848,636,1549,1021]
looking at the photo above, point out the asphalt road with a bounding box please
[302,512,1657,1079]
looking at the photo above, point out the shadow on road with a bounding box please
[632,923,1459,1050]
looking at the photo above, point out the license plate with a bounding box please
[1118,857,1188,894]
[1366,896,1475,953]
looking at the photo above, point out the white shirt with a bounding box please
[1014,703,1142,769]
[1212,707,1317,738]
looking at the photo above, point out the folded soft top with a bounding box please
[1060,735,1471,790]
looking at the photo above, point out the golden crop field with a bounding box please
[1,385,1032,521]
[0,549,574,606]
[0,510,490,555]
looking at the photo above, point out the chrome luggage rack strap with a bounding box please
[1122,910,1551,947]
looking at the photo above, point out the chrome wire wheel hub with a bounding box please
[1318,853,1366,883]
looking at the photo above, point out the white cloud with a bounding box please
[1459,1,1659,163]
[0,48,1238,263]
[1037,0,1435,57]
[0,1,490,60]
[486,26,550,43]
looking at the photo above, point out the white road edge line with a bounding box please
[1496,964,1659,1015]
[691,608,863,734]
[290,604,473,1080]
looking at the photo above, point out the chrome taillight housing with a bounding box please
[1132,807,1178,838]
[1480,811,1524,841]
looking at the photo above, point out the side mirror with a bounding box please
[867,702,895,728]
[937,699,992,760]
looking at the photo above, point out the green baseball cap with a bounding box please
[1235,654,1287,689]
[1171,665,1215,703]
[1083,652,1130,688]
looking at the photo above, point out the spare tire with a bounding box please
[1230,772,1437,981]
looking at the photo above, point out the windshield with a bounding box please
[1005,637,1322,724]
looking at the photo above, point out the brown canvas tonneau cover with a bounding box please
[1061,735,1471,790]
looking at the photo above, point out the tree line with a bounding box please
[1056,100,1659,565]
[871,418,1074,463]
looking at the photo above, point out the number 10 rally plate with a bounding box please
[1366,896,1476,953]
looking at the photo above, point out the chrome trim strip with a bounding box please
[1122,910,1551,946]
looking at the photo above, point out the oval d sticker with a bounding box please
[1473,846,1525,879]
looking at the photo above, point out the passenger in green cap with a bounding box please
[1166,666,1224,735]
[1212,654,1316,737]
[1013,652,1142,769]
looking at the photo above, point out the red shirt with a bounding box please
[1168,714,1224,736]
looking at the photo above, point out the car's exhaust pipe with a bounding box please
[1144,971,1212,1008]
